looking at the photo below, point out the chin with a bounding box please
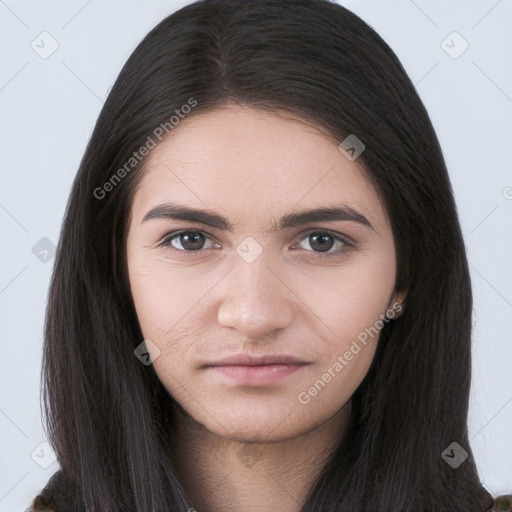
[200,405,313,444]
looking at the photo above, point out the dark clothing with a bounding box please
[28,469,512,512]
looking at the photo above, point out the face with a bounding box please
[126,105,405,443]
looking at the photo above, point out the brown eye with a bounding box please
[176,231,206,250]
[308,233,335,252]
[160,231,215,252]
[292,230,354,259]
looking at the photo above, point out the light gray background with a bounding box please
[1,1,511,510]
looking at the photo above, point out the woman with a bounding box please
[29,0,510,510]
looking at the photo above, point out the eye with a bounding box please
[158,230,219,254]
[291,230,354,258]
[157,229,354,260]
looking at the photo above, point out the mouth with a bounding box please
[206,364,309,386]
[202,354,311,386]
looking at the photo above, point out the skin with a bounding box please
[126,104,406,511]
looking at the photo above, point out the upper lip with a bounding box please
[203,354,309,367]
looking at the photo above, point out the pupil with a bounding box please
[310,233,333,252]
[181,232,204,250]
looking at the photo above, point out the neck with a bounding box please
[170,401,352,512]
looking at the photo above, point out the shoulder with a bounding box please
[28,494,56,512]
[28,477,511,511]
[28,493,512,512]
[491,494,512,511]
[27,470,70,512]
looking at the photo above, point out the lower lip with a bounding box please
[207,364,307,386]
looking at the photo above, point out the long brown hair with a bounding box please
[39,0,494,510]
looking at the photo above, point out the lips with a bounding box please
[202,354,310,386]
[203,353,309,368]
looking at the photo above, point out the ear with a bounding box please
[387,289,408,319]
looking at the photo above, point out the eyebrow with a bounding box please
[141,201,375,232]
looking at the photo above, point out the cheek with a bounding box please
[128,257,206,339]
[127,259,215,388]
[128,266,175,336]
[294,250,396,343]
[292,261,394,420]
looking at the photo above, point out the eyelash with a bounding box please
[156,229,355,260]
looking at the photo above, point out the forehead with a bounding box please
[131,105,388,231]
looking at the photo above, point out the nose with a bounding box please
[216,252,295,341]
